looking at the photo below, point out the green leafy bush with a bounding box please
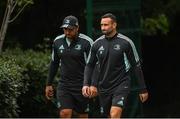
[0,48,58,117]
[0,57,25,117]
[142,14,169,36]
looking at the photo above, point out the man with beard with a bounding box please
[82,13,149,118]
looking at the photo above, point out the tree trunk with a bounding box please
[0,18,10,53]
[0,0,11,53]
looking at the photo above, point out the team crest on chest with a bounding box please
[74,44,81,50]
[113,44,121,50]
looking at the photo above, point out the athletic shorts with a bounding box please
[56,87,89,114]
[99,77,131,117]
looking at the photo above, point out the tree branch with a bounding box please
[8,2,30,23]
[10,0,18,14]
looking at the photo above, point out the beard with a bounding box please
[66,33,77,40]
[102,29,113,36]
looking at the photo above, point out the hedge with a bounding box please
[0,56,25,117]
[0,48,58,117]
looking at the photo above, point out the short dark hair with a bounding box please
[101,13,117,23]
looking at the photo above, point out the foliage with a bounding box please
[17,0,34,6]
[0,48,58,117]
[0,56,25,117]
[142,14,169,36]
[142,0,180,36]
